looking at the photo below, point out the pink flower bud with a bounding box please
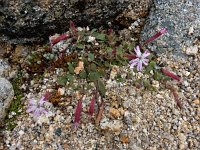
[143,28,167,45]
[161,68,181,82]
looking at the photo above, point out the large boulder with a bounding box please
[140,0,200,55]
[0,0,152,44]
[0,77,14,124]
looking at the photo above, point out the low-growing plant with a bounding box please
[25,21,182,128]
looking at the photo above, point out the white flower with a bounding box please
[87,36,95,43]
[77,27,83,31]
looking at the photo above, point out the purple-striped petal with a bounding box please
[142,58,149,65]
[27,106,37,113]
[141,51,150,59]
[33,109,41,117]
[29,99,36,105]
[137,61,143,71]
[134,46,142,57]
[38,96,46,106]
[129,58,139,64]
[130,61,138,69]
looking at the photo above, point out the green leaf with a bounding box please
[116,47,124,57]
[66,74,74,82]
[68,63,74,74]
[94,33,106,41]
[106,47,113,53]
[90,63,97,71]
[57,76,68,85]
[143,80,151,88]
[98,69,106,76]
[88,72,100,81]
[153,71,163,81]
[76,44,85,49]
[115,74,124,82]
[88,53,94,61]
[145,61,156,73]
[86,84,93,90]
[57,74,74,85]
[91,28,97,33]
[149,61,156,68]
[97,80,106,97]
[128,43,135,53]
[104,61,110,67]
[79,70,87,79]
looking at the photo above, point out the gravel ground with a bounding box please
[1,50,199,149]
[1,0,199,149]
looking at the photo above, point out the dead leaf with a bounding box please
[74,61,84,74]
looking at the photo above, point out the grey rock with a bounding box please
[0,59,11,78]
[140,0,200,56]
[0,0,151,44]
[0,77,14,124]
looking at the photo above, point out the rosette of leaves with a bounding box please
[55,23,136,97]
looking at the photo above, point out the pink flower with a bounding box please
[129,46,150,71]
[27,96,48,117]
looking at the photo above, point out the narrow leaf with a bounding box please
[97,80,106,97]
[172,90,182,109]
[124,54,137,60]
[95,101,104,125]
[165,84,182,109]
[161,68,181,82]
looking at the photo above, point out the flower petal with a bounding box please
[29,99,36,105]
[141,51,150,59]
[137,61,143,71]
[130,61,138,69]
[27,106,37,113]
[160,28,167,34]
[134,46,142,57]
[142,58,149,65]
[38,96,46,106]
[33,109,41,117]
